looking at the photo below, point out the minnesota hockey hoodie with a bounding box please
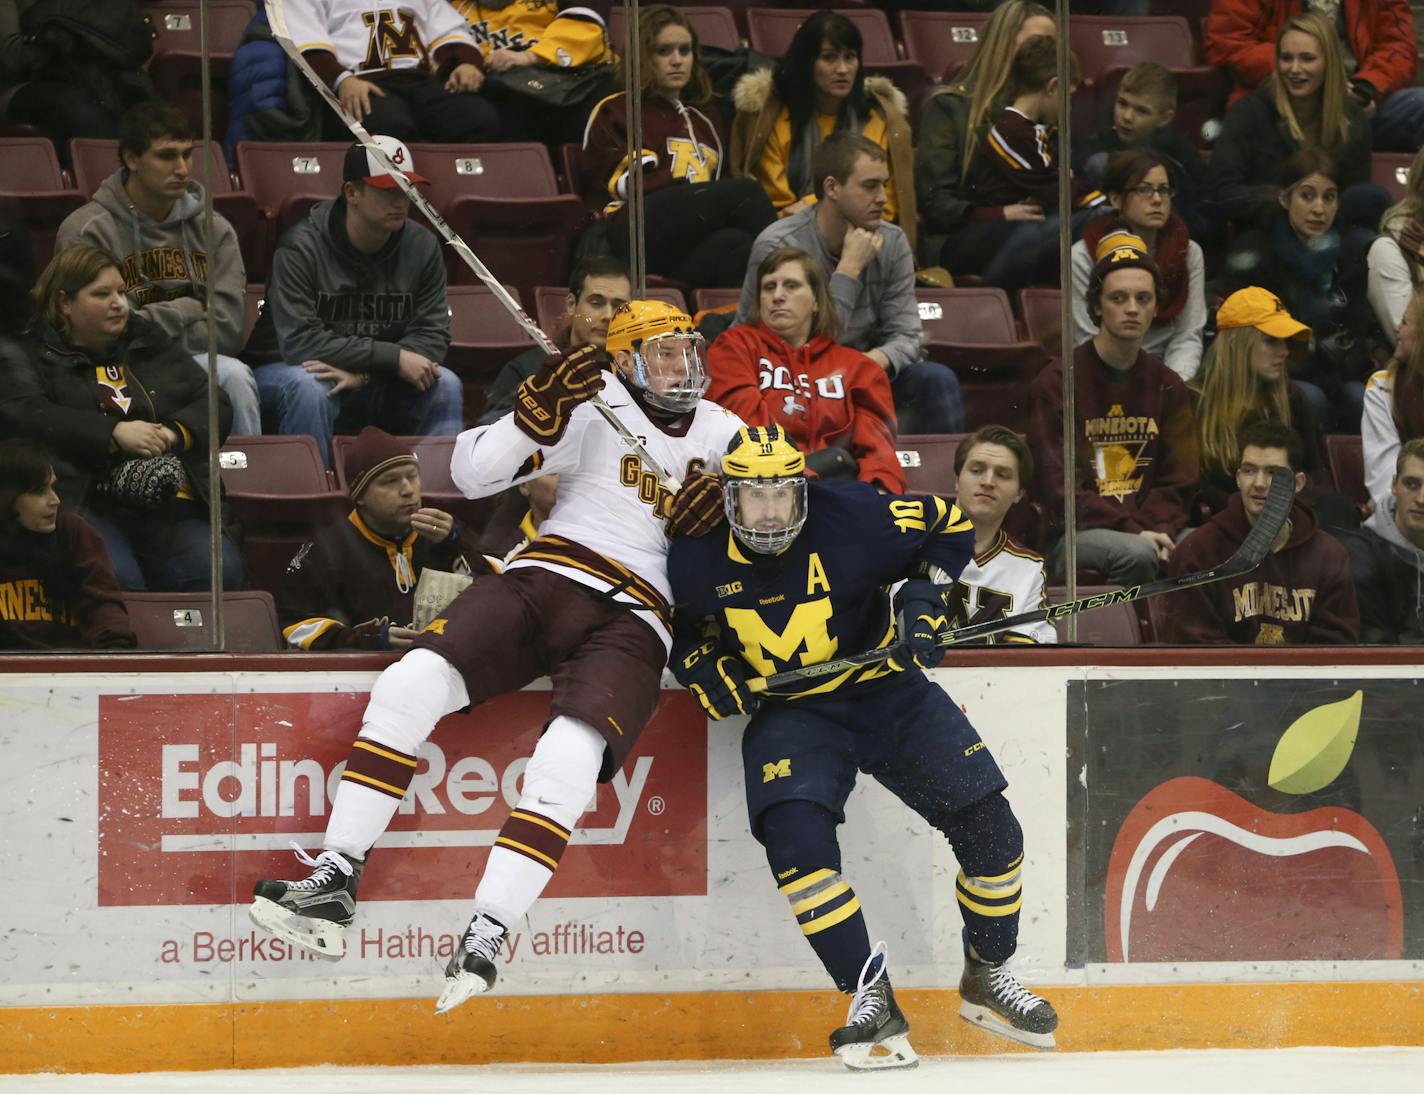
[56,171,247,357]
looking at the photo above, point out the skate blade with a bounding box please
[434,969,492,1015]
[248,897,347,960]
[835,1034,919,1071]
[958,1001,1057,1050]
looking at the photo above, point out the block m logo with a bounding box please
[762,758,791,783]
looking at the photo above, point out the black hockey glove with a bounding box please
[676,639,760,721]
[891,578,952,669]
[514,344,606,444]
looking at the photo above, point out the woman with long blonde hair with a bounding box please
[1208,12,1380,232]
[1368,146,1424,344]
[914,0,1054,262]
[1363,286,1424,512]
[1192,288,1323,516]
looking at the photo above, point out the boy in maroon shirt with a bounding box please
[1164,420,1359,645]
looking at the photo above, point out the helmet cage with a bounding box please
[725,475,807,555]
[627,331,709,414]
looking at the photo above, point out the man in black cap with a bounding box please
[279,426,492,650]
[244,135,465,464]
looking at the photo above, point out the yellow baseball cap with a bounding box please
[1216,287,1311,340]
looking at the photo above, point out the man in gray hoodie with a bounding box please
[243,135,462,465]
[55,101,261,435]
[1344,437,1424,644]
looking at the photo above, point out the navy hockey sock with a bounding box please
[940,791,1024,964]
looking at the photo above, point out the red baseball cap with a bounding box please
[343,135,429,189]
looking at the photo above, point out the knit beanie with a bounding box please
[343,427,417,499]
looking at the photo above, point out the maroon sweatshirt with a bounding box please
[1030,341,1200,537]
[1163,494,1360,645]
[581,91,726,216]
[0,513,135,650]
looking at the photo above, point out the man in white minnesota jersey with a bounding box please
[283,0,500,141]
[948,426,1056,645]
[250,301,742,1011]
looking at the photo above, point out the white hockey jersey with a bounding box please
[947,529,1056,645]
[285,0,478,80]
[452,374,745,650]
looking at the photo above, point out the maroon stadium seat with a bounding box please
[1066,15,1197,82]
[145,0,256,142]
[445,284,538,379]
[234,141,350,275]
[607,6,742,52]
[1324,434,1367,509]
[407,142,562,212]
[917,287,1017,344]
[746,7,899,65]
[1372,153,1414,203]
[1019,287,1063,353]
[70,138,261,275]
[330,434,497,532]
[895,432,967,497]
[1048,586,1141,645]
[0,136,85,272]
[692,287,741,316]
[124,590,282,652]
[898,10,991,84]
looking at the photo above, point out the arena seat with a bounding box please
[714,0,869,39]
[445,284,538,377]
[898,9,991,83]
[895,432,966,497]
[1048,585,1141,645]
[691,288,741,315]
[917,287,1017,345]
[124,590,282,652]
[1373,153,1413,203]
[746,7,899,65]
[329,434,497,533]
[607,6,742,52]
[1066,15,1197,82]
[532,284,686,334]
[70,138,261,275]
[145,0,255,142]
[234,141,350,276]
[1019,287,1064,353]
[407,143,562,212]
[0,136,85,273]
[1324,434,1367,510]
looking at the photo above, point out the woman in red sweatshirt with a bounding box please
[707,245,905,493]
[0,441,134,650]
[580,4,774,289]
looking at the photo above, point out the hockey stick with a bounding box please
[262,0,679,490]
[745,468,1297,695]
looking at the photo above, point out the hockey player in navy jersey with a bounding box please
[667,426,1060,1068]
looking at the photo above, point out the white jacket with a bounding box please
[1362,366,1400,513]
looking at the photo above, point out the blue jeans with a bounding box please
[254,362,464,464]
[1373,87,1424,153]
[1295,379,1365,435]
[87,501,244,592]
[193,353,262,437]
[892,360,965,434]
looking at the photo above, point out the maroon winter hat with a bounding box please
[344,427,417,499]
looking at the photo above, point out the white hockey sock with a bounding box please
[325,649,470,859]
[473,715,604,926]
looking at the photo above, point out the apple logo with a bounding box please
[1104,691,1404,962]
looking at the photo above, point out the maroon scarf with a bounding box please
[1082,212,1191,324]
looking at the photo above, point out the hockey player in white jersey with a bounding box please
[249,301,743,1012]
[948,425,1056,644]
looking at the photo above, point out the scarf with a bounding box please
[1081,212,1192,324]
[787,96,871,201]
[1270,214,1341,334]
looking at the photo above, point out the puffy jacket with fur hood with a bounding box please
[728,68,918,257]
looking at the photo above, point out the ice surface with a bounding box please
[2,1048,1421,1094]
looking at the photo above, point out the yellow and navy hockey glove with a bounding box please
[513,344,606,444]
[676,639,759,720]
[892,578,952,669]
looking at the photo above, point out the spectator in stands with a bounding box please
[1070,63,1212,240]
[1029,245,1199,586]
[0,440,134,650]
[480,256,631,425]
[1367,145,1424,347]
[1207,13,1381,233]
[581,5,774,292]
[0,0,152,166]
[1222,147,1373,432]
[1191,287,1328,517]
[244,136,463,465]
[917,0,1055,267]
[708,246,902,492]
[947,425,1055,645]
[1362,285,1422,512]
[953,35,1109,294]
[1205,0,1422,152]
[0,244,242,592]
[283,0,498,142]
[1344,437,1424,643]
[479,472,559,561]
[1071,151,1207,383]
[736,133,964,434]
[57,102,261,436]
[1163,420,1359,645]
[280,427,492,651]
[729,10,918,256]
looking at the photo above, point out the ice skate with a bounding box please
[248,843,363,960]
[434,912,508,1015]
[958,936,1059,1049]
[828,942,918,1071]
